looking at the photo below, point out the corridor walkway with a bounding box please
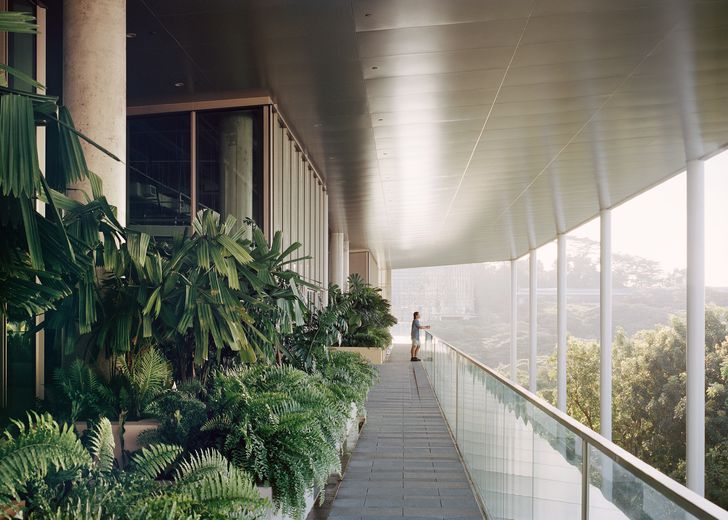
[328,344,484,520]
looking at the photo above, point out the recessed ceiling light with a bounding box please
[126,32,137,39]
[328,156,335,160]
[173,82,184,87]
[377,118,383,122]
[371,66,378,70]
[364,13,372,17]
[313,122,324,128]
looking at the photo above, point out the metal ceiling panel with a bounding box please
[127,0,728,269]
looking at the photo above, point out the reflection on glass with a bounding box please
[588,445,697,520]
[422,334,707,520]
[2,319,35,423]
[197,109,263,229]
[128,114,191,230]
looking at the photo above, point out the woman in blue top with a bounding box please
[410,311,430,362]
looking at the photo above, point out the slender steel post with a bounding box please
[455,354,460,443]
[600,210,612,440]
[557,235,567,411]
[581,439,590,520]
[529,250,538,393]
[686,159,705,495]
[510,259,518,382]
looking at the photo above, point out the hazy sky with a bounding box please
[538,150,728,287]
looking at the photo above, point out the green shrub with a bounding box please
[318,350,379,412]
[0,413,267,519]
[340,274,397,348]
[203,365,348,517]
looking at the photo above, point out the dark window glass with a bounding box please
[127,114,191,230]
[197,108,263,228]
[1,319,35,425]
[8,0,35,92]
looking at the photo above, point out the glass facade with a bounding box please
[127,108,264,236]
[1,0,40,422]
[127,113,192,232]
[196,108,263,229]
[270,112,328,291]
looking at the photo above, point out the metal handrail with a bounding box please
[423,331,728,520]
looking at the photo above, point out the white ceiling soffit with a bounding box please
[127,0,728,269]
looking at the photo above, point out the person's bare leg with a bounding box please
[414,344,420,360]
[411,343,416,360]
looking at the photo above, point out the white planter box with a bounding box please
[257,486,316,520]
[75,419,159,463]
[330,345,391,364]
[343,402,361,454]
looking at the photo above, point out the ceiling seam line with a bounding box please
[438,2,537,231]
[494,23,680,224]
[350,0,393,267]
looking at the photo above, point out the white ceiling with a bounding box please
[127,0,728,269]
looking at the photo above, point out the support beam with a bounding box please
[329,232,344,289]
[686,159,705,496]
[64,0,127,225]
[529,250,538,393]
[557,234,567,412]
[600,210,613,440]
[510,259,517,382]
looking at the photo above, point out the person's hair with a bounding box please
[413,311,419,319]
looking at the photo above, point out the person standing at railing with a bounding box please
[410,311,431,362]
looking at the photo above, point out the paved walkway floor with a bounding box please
[328,344,484,520]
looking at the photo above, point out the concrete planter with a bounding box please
[330,345,391,364]
[257,486,316,520]
[343,402,361,454]
[75,419,159,463]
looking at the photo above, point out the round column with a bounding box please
[63,0,127,225]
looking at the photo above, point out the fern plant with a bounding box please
[0,413,267,519]
[203,365,348,518]
[317,350,379,412]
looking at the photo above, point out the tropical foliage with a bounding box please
[539,306,728,509]
[340,274,397,348]
[1,11,391,520]
[0,413,267,519]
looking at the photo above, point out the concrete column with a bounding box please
[64,0,127,225]
[529,250,538,393]
[381,268,393,302]
[600,210,613,440]
[557,234,567,412]
[343,239,350,290]
[686,159,705,495]
[510,259,518,382]
[329,232,344,289]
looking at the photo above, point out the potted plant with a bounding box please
[331,274,397,364]
[55,346,172,466]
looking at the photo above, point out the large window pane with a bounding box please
[196,108,263,228]
[128,114,191,231]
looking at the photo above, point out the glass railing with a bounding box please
[421,331,728,520]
